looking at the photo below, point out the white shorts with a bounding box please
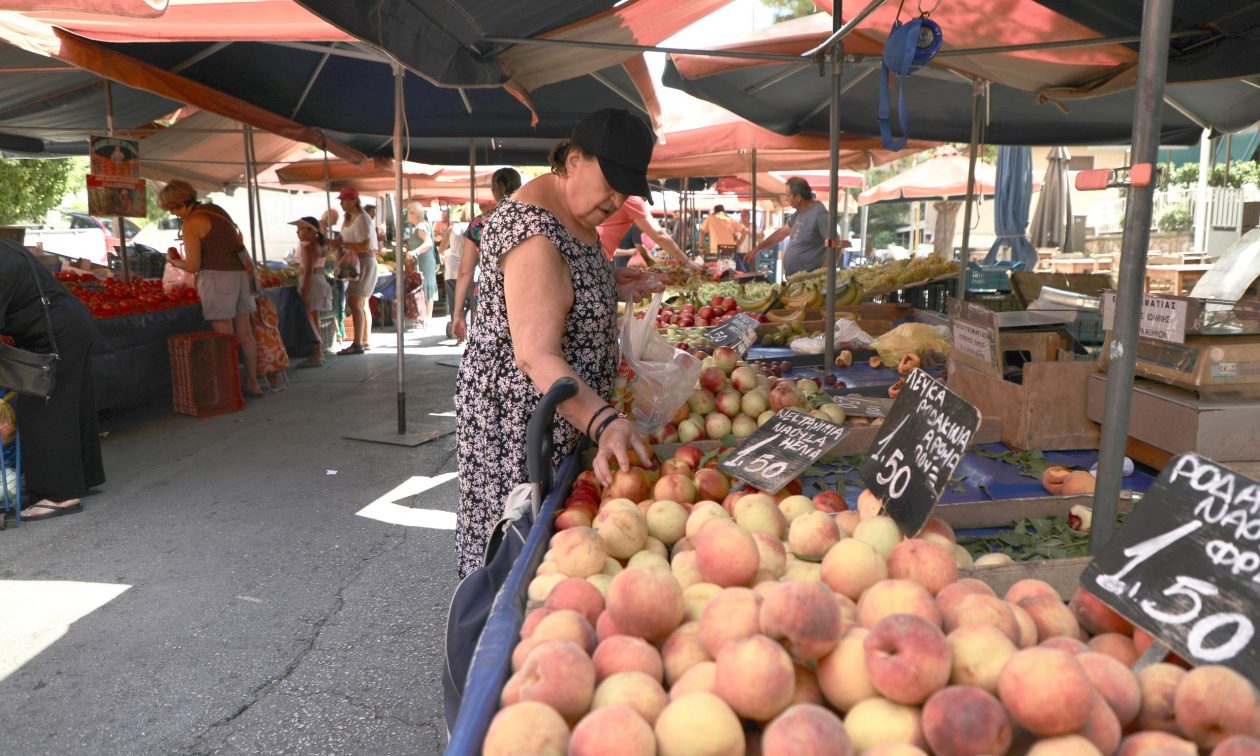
[197,269,256,321]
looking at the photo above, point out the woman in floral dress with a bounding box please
[454,109,663,578]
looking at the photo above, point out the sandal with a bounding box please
[22,499,83,521]
[337,345,364,356]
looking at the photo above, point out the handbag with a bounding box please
[0,249,59,400]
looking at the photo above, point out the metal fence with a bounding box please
[1086,186,1244,235]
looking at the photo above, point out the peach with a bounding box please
[520,606,553,639]
[864,614,951,705]
[705,413,732,439]
[544,577,605,626]
[835,508,862,536]
[753,531,788,577]
[1040,636,1089,654]
[844,697,924,753]
[595,609,622,642]
[732,491,775,519]
[737,496,789,539]
[528,572,567,602]
[947,624,1017,694]
[935,578,997,616]
[549,527,607,578]
[685,501,730,539]
[997,647,1093,736]
[592,635,664,683]
[1018,595,1082,640]
[646,500,690,546]
[783,559,822,582]
[669,660,715,698]
[1212,736,1260,756]
[1070,587,1133,636]
[972,552,1014,566]
[661,621,711,687]
[658,458,691,477]
[501,640,596,724]
[654,692,744,756]
[1028,735,1103,756]
[1007,601,1039,647]
[856,488,884,519]
[603,556,624,576]
[605,470,650,502]
[713,634,796,721]
[1174,665,1259,749]
[1136,662,1187,733]
[951,545,975,568]
[626,551,668,571]
[1004,578,1061,605]
[817,627,878,712]
[483,701,569,756]
[682,582,722,623]
[788,511,842,562]
[886,539,957,596]
[586,573,612,596]
[511,636,541,672]
[761,704,852,756]
[922,685,1014,756]
[1087,632,1140,667]
[569,704,655,756]
[694,519,759,587]
[1116,731,1198,756]
[858,579,942,628]
[654,472,697,505]
[791,663,824,707]
[592,671,669,726]
[812,490,846,514]
[531,609,596,652]
[759,580,842,661]
[1076,651,1141,727]
[1077,690,1122,755]
[693,467,730,503]
[919,516,956,543]
[863,746,928,756]
[1061,469,1096,495]
[943,593,1019,644]
[821,538,888,601]
[778,494,816,523]
[698,587,763,658]
[606,566,685,643]
[556,507,593,531]
[670,550,703,589]
[853,515,903,559]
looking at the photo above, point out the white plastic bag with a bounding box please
[790,319,875,354]
[620,292,702,432]
[162,262,197,295]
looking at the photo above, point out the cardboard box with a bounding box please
[948,353,1100,451]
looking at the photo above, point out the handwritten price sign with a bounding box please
[1082,454,1260,676]
[707,313,760,357]
[719,409,848,494]
[859,369,980,537]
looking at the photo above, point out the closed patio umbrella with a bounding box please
[1030,146,1072,251]
[984,146,1037,268]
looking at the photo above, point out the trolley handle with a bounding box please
[526,377,578,495]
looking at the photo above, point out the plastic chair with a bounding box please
[0,390,21,525]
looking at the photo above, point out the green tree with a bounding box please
[0,158,77,225]
[760,0,817,21]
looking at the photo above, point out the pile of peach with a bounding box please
[481,448,1260,755]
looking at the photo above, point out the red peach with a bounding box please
[886,538,956,595]
[1116,731,1197,755]
[1136,662,1187,733]
[922,685,1014,756]
[544,576,606,626]
[698,587,763,658]
[857,579,943,628]
[713,634,796,721]
[997,647,1093,736]
[606,566,685,643]
[483,701,569,756]
[864,614,952,705]
[1077,651,1141,727]
[1018,594,1082,640]
[1004,578,1061,605]
[1087,632,1140,667]
[1174,665,1259,749]
[592,671,669,726]
[592,635,664,683]
[531,609,596,652]
[759,580,842,661]
[933,577,995,618]
[761,703,853,756]
[1076,690,1122,755]
[654,692,744,756]
[694,519,759,587]
[501,639,596,724]
[569,704,655,756]
[944,593,1020,644]
[1070,587,1134,636]
[661,621,712,687]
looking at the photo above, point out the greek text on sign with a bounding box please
[707,313,760,357]
[859,368,981,537]
[1102,292,1188,344]
[719,408,847,494]
[1081,454,1260,678]
[952,320,997,369]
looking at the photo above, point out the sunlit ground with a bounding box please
[355,474,459,529]
[0,580,131,682]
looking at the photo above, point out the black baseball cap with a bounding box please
[570,108,656,204]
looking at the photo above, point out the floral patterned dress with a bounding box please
[455,199,617,578]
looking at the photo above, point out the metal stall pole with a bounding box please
[243,124,258,263]
[102,80,131,281]
[955,79,984,300]
[750,148,758,273]
[469,138,477,214]
[393,61,407,435]
[823,10,844,376]
[860,153,872,260]
[322,137,331,214]
[1090,0,1174,552]
[247,126,266,262]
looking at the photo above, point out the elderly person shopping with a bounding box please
[454,109,662,578]
[331,187,377,355]
[160,180,263,396]
[0,239,105,519]
[405,202,437,323]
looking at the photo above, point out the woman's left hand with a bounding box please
[615,268,665,303]
[592,417,654,487]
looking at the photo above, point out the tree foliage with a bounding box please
[0,158,78,225]
[1158,160,1260,189]
[760,0,817,21]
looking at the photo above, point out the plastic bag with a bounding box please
[620,292,702,432]
[789,319,875,355]
[161,262,197,295]
[868,322,951,367]
[335,251,361,281]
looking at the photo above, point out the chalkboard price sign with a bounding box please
[707,313,760,357]
[825,393,891,418]
[1081,454,1260,678]
[719,408,848,494]
[859,368,980,537]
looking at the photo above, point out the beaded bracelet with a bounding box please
[585,405,615,440]
[592,411,621,445]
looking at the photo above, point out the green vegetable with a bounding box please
[973,447,1057,480]
[959,512,1127,561]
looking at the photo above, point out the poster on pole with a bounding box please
[88,136,146,218]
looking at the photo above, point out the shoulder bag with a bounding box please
[0,249,59,400]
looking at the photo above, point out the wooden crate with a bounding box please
[936,494,1133,601]
[947,335,1100,451]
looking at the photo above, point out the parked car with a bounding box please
[65,211,142,254]
[133,216,182,253]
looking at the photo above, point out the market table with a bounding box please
[1143,263,1212,296]
[92,286,319,411]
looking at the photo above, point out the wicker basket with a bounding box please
[168,332,244,417]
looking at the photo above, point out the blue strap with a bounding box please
[878,19,922,151]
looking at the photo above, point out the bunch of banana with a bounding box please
[834,280,865,307]
[780,281,822,309]
[766,307,806,323]
[733,286,778,312]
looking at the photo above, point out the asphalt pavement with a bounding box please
[0,322,466,755]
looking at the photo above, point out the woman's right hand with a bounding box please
[592,417,653,487]
[452,313,467,344]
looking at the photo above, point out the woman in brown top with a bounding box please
[160,180,263,396]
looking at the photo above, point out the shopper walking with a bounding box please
[454,109,661,577]
[331,187,377,355]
